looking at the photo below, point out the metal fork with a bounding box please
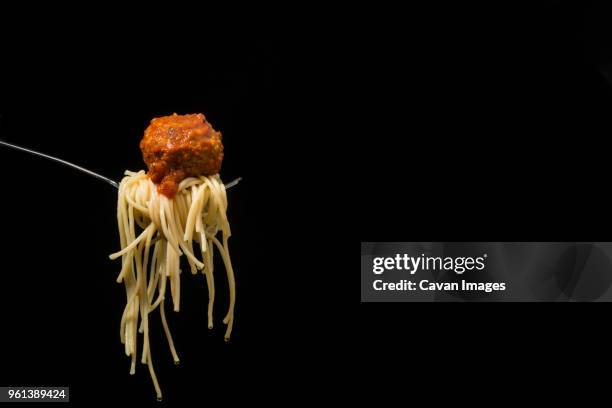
[0,139,242,190]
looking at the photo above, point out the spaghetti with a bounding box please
[109,169,236,400]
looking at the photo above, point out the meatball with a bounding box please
[140,113,224,198]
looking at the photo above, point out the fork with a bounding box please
[0,139,242,190]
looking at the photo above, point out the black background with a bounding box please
[356,1,612,242]
[1,1,612,405]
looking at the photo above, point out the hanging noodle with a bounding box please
[109,170,236,401]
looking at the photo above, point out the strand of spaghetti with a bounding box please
[116,250,135,284]
[120,247,136,348]
[173,254,180,312]
[120,275,131,346]
[149,242,168,311]
[134,214,146,230]
[131,224,147,369]
[135,175,151,200]
[175,192,189,227]
[189,184,198,218]
[149,249,166,311]
[138,226,154,336]
[166,237,174,279]
[210,234,236,340]
[184,183,207,241]
[203,237,215,328]
[199,227,206,254]
[202,177,218,225]
[116,181,128,345]
[127,189,136,241]
[150,270,167,312]
[165,196,204,270]
[175,264,181,312]
[124,199,137,286]
[168,256,175,323]
[148,191,161,230]
[160,297,180,363]
[117,181,131,283]
[169,199,197,273]
[123,282,135,355]
[141,291,149,364]
[121,234,135,350]
[109,223,155,260]
[208,176,225,223]
[139,181,152,207]
[117,181,128,249]
[210,176,229,228]
[121,196,139,346]
[214,179,231,241]
[208,233,215,276]
[178,176,204,191]
[164,197,180,247]
[184,186,193,209]
[128,239,141,365]
[119,262,131,345]
[124,169,145,177]
[120,295,136,351]
[181,189,197,262]
[186,237,198,274]
[128,296,135,357]
[159,196,181,256]
[199,178,228,337]
[139,238,160,334]
[125,193,150,215]
[218,175,228,209]
[140,234,152,363]
[165,198,187,264]
[130,294,139,374]
[131,237,145,344]
[126,177,150,209]
[146,241,161,302]
[195,196,208,237]
[167,244,178,310]
[146,340,162,401]
[141,226,155,286]
[203,239,215,329]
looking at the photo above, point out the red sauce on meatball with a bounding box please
[140,113,224,198]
